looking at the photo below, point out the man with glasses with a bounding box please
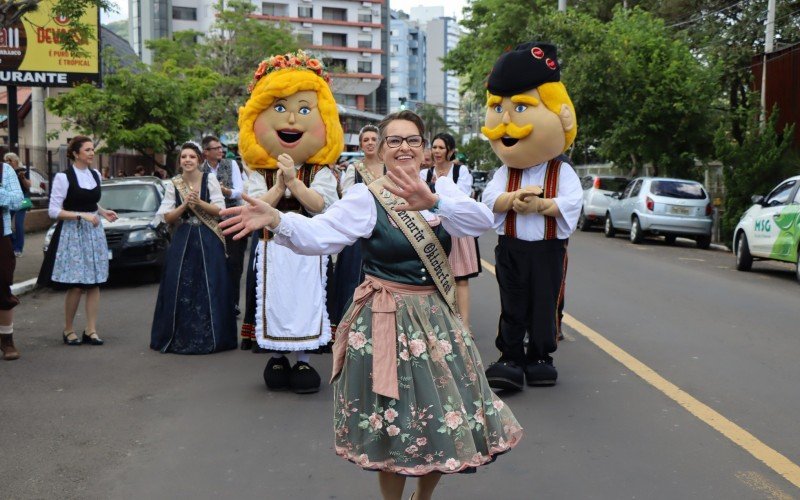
[201,135,246,316]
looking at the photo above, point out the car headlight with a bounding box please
[127,228,159,242]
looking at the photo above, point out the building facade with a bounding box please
[424,16,461,133]
[389,10,426,113]
[129,0,388,114]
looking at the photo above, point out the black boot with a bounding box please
[289,361,321,394]
[263,356,291,391]
[485,358,525,391]
[524,357,558,386]
[240,338,253,351]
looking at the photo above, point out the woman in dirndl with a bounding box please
[331,124,384,329]
[420,133,481,331]
[149,142,237,354]
[38,136,119,346]
[221,111,522,500]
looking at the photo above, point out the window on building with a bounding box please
[297,5,312,18]
[357,36,372,49]
[357,61,372,73]
[358,12,372,23]
[297,31,313,46]
[262,2,287,16]
[322,32,347,47]
[322,7,347,21]
[172,6,197,20]
[323,58,348,72]
[334,93,358,107]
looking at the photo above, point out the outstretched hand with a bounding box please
[219,193,281,240]
[383,167,438,212]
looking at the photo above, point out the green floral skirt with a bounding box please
[333,287,523,476]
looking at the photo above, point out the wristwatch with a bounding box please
[429,197,441,213]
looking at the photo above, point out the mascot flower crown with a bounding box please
[238,50,344,170]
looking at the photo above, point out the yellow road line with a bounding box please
[480,258,800,490]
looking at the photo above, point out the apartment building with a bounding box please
[389,10,426,113]
[129,0,389,113]
[424,16,460,133]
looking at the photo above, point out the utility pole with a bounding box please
[558,0,567,12]
[760,0,776,129]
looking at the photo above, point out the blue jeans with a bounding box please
[10,209,26,253]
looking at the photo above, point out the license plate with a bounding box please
[670,206,691,215]
[108,250,113,260]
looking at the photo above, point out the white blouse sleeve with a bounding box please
[456,165,473,195]
[246,170,268,199]
[340,164,356,194]
[271,183,377,255]
[48,173,69,219]
[153,182,177,225]
[433,177,494,238]
[207,174,226,210]
[308,166,339,214]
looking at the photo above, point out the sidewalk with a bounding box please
[10,230,47,296]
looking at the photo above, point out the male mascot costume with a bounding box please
[238,51,343,394]
[481,42,583,390]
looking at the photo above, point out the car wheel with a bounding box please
[604,214,616,238]
[696,234,711,250]
[578,209,591,232]
[735,233,753,271]
[630,217,644,244]
[664,234,676,245]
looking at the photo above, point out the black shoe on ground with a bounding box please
[240,338,253,351]
[252,342,267,353]
[263,356,291,391]
[524,358,558,386]
[290,361,321,394]
[485,359,525,391]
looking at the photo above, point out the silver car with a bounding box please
[578,175,630,231]
[604,177,713,248]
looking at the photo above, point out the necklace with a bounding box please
[434,163,451,179]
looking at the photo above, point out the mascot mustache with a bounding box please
[481,122,533,141]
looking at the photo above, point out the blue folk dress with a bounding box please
[149,173,237,354]
[38,167,109,289]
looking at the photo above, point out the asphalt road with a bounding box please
[1,229,798,499]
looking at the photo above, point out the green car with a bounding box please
[733,175,800,283]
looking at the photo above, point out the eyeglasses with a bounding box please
[204,146,223,151]
[384,135,424,148]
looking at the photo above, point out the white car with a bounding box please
[733,175,800,283]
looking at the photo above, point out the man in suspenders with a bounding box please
[480,42,583,391]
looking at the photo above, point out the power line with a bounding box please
[666,0,751,29]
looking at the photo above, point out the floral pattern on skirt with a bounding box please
[333,290,522,476]
[51,219,108,285]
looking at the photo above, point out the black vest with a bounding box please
[63,167,101,212]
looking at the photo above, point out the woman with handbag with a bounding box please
[37,136,119,346]
[6,153,31,258]
[149,141,237,354]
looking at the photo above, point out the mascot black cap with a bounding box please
[487,42,561,96]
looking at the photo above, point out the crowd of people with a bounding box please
[1,42,583,500]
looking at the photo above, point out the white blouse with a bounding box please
[271,176,493,256]
[481,161,583,240]
[153,174,225,224]
[419,164,473,196]
[246,165,339,215]
[48,167,103,219]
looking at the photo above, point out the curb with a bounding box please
[11,278,38,297]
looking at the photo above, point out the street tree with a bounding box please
[149,0,298,137]
[415,103,451,144]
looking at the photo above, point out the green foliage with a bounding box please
[47,53,219,169]
[103,19,128,41]
[148,0,298,136]
[715,106,798,243]
[458,138,500,171]
[416,104,451,144]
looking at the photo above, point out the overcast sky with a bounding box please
[102,1,469,24]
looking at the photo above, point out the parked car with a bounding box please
[578,175,629,231]
[733,175,800,283]
[44,176,171,275]
[604,177,714,248]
